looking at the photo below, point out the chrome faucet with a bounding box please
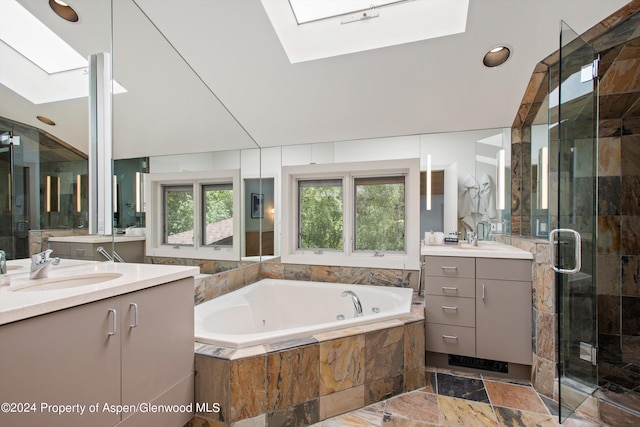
[30,249,60,279]
[341,290,363,318]
[467,231,478,246]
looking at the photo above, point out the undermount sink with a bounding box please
[458,243,498,250]
[10,273,123,292]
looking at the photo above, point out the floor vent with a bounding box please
[448,354,508,373]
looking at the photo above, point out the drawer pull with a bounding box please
[441,286,458,292]
[441,305,458,310]
[441,266,458,270]
[442,334,458,340]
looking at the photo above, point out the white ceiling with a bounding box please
[0,0,630,159]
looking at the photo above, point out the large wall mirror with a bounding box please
[259,127,511,259]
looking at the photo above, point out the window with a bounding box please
[146,170,240,261]
[354,176,405,252]
[298,179,343,250]
[163,185,194,246]
[201,183,233,247]
[282,159,419,269]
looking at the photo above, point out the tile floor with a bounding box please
[312,368,606,427]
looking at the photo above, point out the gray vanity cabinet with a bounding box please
[424,255,532,366]
[475,258,532,366]
[0,278,194,427]
[0,297,121,427]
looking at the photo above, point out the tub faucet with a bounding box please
[341,290,363,318]
[30,249,60,279]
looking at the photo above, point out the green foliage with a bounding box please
[355,183,405,251]
[299,185,343,249]
[204,189,233,224]
[166,189,193,237]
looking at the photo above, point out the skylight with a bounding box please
[289,0,402,24]
[261,0,469,63]
[0,0,126,104]
[0,0,86,73]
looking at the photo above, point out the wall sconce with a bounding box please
[113,175,118,213]
[76,174,82,212]
[135,171,142,212]
[46,175,60,212]
[426,154,432,211]
[496,149,506,210]
[537,146,548,210]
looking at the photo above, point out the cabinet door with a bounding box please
[120,278,194,426]
[0,298,121,427]
[476,279,532,365]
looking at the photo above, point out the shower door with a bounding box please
[0,135,30,260]
[552,20,598,422]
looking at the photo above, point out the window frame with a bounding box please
[281,159,420,270]
[145,170,241,261]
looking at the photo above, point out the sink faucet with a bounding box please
[30,249,60,279]
[341,290,363,318]
[467,231,478,246]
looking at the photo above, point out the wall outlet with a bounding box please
[491,222,502,232]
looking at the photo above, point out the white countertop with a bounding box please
[48,235,146,243]
[0,261,198,325]
[421,241,533,260]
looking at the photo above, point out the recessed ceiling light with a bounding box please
[49,0,79,23]
[483,46,511,67]
[37,115,56,126]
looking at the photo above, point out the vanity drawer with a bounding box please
[425,296,475,327]
[425,323,475,356]
[425,277,475,298]
[476,258,531,282]
[424,256,475,278]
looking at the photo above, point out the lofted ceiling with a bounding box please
[0,0,630,159]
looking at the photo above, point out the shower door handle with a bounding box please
[549,228,581,274]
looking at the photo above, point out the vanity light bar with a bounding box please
[426,154,432,211]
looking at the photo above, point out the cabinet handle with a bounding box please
[108,309,117,336]
[482,284,485,300]
[441,286,458,292]
[129,303,138,328]
[441,266,458,271]
[441,305,458,310]
[442,334,458,340]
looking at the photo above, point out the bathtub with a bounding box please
[194,278,414,349]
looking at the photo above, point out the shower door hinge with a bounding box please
[579,342,597,366]
[580,57,600,83]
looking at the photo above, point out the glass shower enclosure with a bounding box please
[551,20,599,422]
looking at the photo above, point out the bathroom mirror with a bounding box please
[0,1,263,270]
[259,127,511,257]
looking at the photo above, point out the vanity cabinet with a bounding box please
[0,278,194,427]
[48,237,145,263]
[475,258,532,365]
[423,255,532,366]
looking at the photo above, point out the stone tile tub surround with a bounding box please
[193,259,420,307]
[192,308,425,427]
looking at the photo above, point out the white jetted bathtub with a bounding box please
[194,278,414,349]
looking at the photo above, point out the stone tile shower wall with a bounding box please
[510,2,640,423]
[596,35,640,367]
